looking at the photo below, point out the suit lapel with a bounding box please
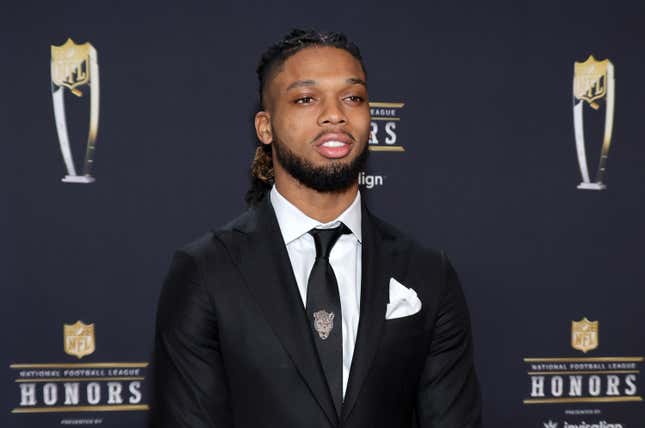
[342,206,395,422]
[229,198,339,427]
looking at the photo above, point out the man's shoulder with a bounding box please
[176,206,255,261]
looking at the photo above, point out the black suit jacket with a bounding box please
[151,197,481,428]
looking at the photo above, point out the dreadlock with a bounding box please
[244,28,367,206]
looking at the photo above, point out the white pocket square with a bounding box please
[385,277,422,319]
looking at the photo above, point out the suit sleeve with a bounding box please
[416,252,482,428]
[149,251,233,428]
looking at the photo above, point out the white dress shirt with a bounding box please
[270,186,362,398]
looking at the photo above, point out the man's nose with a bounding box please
[318,99,347,126]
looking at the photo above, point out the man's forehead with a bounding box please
[274,46,366,87]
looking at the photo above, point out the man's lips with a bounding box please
[314,132,354,146]
[313,132,354,159]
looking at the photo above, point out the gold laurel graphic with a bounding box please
[523,396,643,404]
[12,404,149,413]
[524,357,643,363]
[15,377,145,383]
[369,146,405,152]
[527,371,639,375]
[369,102,405,108]
[10,362,149,368]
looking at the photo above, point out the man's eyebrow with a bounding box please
[285,77,367,91]
[286,80,316,91]
[346,77,366,86]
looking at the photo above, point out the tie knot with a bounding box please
[309,224,351,260]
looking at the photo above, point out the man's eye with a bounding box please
[345,95,364,103]
[295,96,314,104]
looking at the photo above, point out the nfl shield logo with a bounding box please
[64,321,95,359]
[573,55,609,108]
[51,38,94,95]
[571,317,598,353]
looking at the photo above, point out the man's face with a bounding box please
[257,46,371,192]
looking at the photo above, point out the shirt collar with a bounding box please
[270,185,362,245]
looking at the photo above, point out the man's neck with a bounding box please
[274,171,359,224]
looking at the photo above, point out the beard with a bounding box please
[272,133,369,193]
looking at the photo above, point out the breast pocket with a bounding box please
[379,309,427,372]
[383,309,426,342]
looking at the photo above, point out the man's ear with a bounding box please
[254,111,273,145]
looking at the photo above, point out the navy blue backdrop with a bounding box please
[3,1,645,427]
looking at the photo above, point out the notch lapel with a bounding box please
[342,207,395,422]
[230,198,339,427]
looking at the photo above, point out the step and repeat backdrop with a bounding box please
[3,1,645,427]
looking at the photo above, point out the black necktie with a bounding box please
[306,224,350,417]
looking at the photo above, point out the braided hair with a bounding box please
[244,28,367,206]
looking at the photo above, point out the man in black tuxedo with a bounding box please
[151,29,481,428]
